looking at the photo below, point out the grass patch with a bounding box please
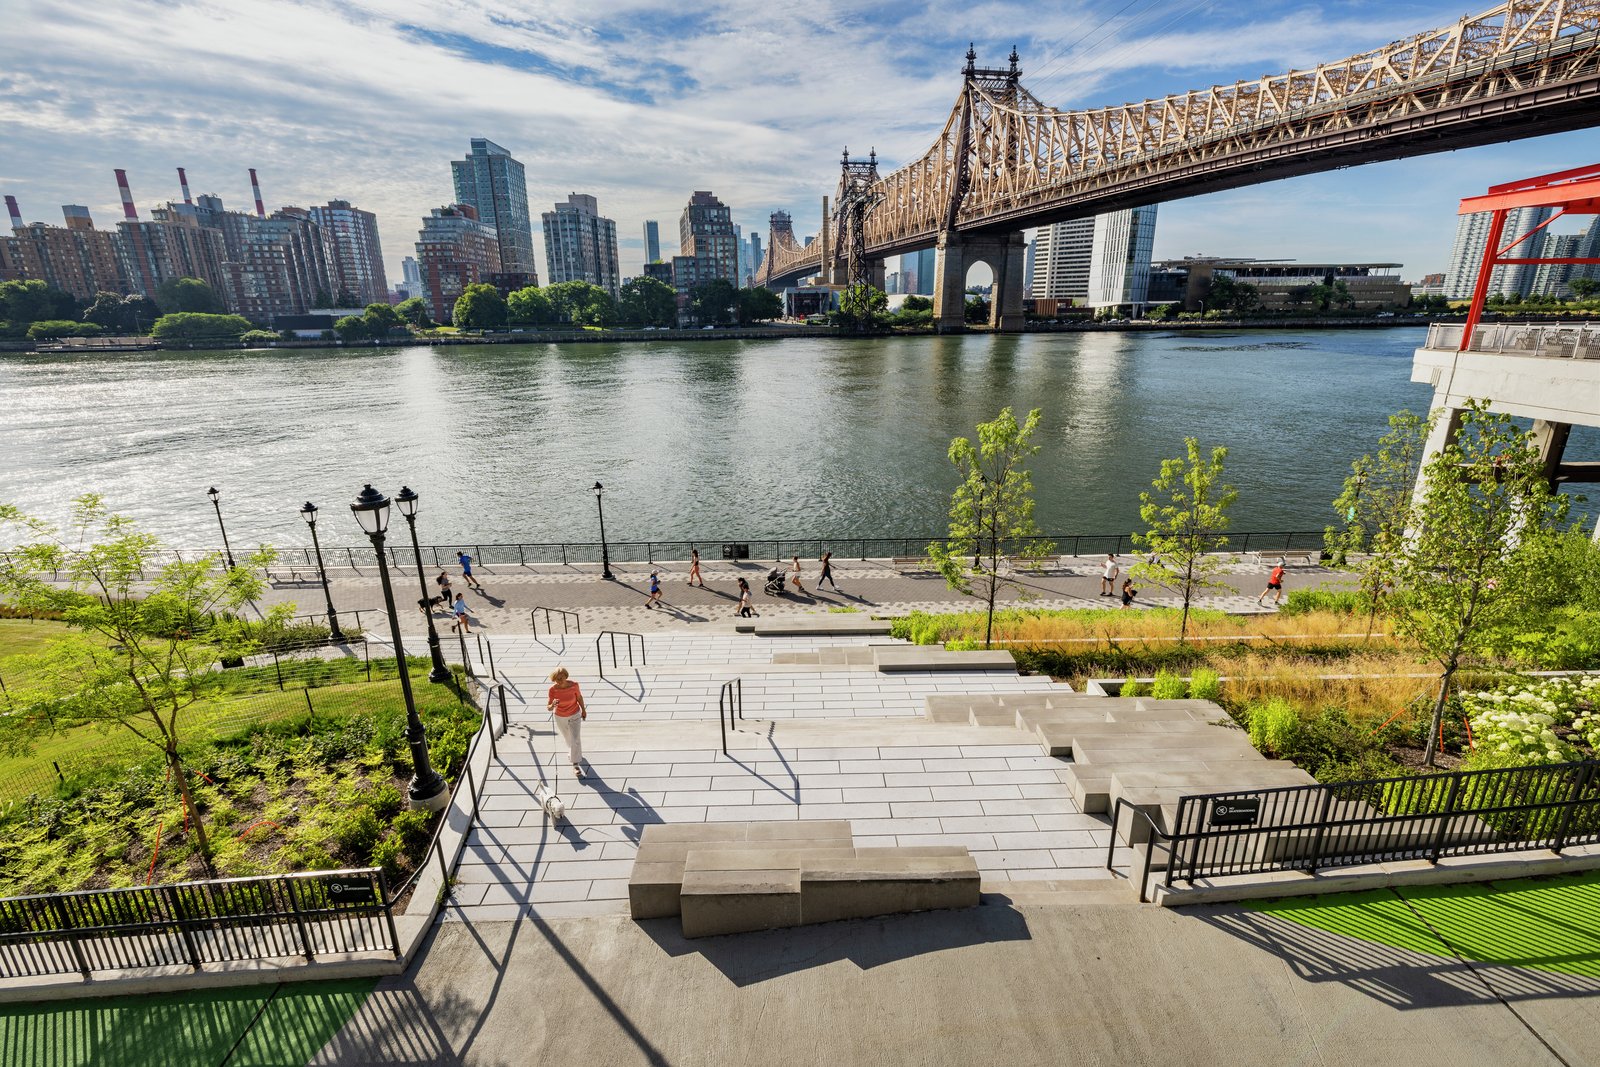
[0,978,375,1067]
[1248,873,1600,978]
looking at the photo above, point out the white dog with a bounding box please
[532,781,565,821]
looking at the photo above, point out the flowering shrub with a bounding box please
[1462,676,1600,764]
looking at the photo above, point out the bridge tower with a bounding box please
[933,46,1027,333]
[835,147,886,300]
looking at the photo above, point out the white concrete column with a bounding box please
[933,231,967,333]
[990,232,1027,332]
[1410,403,1465,509]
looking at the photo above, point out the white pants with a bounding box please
[555,713,583,766]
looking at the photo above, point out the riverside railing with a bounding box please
[103,530,1329,573]
[595,631,645,679]
[718,678,744,757]
[1109,760,1600,902]
[1427,321,1600,358]
[0,867,398,980]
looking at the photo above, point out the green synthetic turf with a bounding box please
[1250,872,1600,978]
[0,977,375,1067]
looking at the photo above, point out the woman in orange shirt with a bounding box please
[547,666,588,777]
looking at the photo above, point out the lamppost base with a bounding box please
[427,664,452,684]
[601,571,616,581]
[408,776,451,812]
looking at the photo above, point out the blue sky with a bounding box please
[3,0,1598,284]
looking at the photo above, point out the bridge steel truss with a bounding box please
[763,0,1600,293]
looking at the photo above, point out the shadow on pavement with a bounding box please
[635,903,1033,987]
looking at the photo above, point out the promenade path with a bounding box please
[252,553,1354,639]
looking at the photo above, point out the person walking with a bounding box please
[450,592,472,632]
[1120,578,1137,609]
[1100,553,1120,597]
[688,548,705,588]
[737,577,756,618]
[435,569,453,604]
[644,570,663,610]
[789,555,806,595]
[1257,559,1287,607]
[818,551,840,592]
[457,551,485,592]
[547,666,587,778]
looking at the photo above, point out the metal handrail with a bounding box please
[718,677,744,757]
[531,606,581,637]
[595,630,646,678]
[1106,797,1174,904]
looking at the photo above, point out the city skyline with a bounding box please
[4,0,1600,286]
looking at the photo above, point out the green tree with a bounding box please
[123,295,161,333]
[0,496,283,875]
[452,283,507,331]
[0,278,78,327]
[549,281,616,327]
[1130,438,1238,644]
[312,288,335,309]
[1383,401,1570,766]
[617,277,678,327]
[902,295,933,312]
[1327,410,1430,637]
[736,286,783,324]
[27,320,101,340]
[834,284,888,330]
[154,277,224,315]
[334,315,369,341]
[82,292,136,332]
[1286,286,1313,310]
[690,279,738,325]
[149,313,254,341]
[395,296,434,328]
[361,302,404,337]
[964,294,990,324]
[1568,277,1600,301]
[507,286,556,327]
[927,407,1055,649]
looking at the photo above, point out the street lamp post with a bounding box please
[593,481,615,580]
[395,486,452,684]
[350,484,448,812]
[207,486,238,570]
[298,502,346,644]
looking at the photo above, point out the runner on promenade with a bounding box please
[451,592,472,632]
[1257,559,1287,607]
[644,570,663,610]
[688,549,705,588]
[789,556,806,595]
[457,551,485,591]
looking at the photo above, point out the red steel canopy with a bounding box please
[1456,162,1600,350]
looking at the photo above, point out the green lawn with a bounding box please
[0,978,375,1067]
[1248,872,1600,978]
[0,619,81,690]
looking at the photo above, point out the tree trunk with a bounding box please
[1423,667,1455,769]
[168,749,215,877]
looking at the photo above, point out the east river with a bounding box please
[2,328,1595,552]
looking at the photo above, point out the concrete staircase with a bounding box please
[629,821,980,938]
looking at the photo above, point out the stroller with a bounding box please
[763,567,787,596]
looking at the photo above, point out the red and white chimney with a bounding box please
[177,167,193,205]
[249,168,265,218]
[4,195,21,230]
[115,169,138,220]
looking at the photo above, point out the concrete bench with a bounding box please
[891,556,936,572]
[874,647,1017,673]
[1036,720,1226,757]
[1244,549,1321,566]
[678,844,979,938]
[751,617,895,637]
[628,820,853,919]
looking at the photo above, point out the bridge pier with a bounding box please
[932,231,1026,333]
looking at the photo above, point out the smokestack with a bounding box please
[4,195,21,230]
[115,169,138,220]
[177,167,193,205]
[249,168,265,218]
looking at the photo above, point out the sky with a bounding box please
[3,0,1599,286]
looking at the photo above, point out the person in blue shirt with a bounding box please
[457,551,485,591]
[644,570,663,610]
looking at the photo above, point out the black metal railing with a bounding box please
[0,867,397,980]
[101,529,1330,573]
[718,678,744,757]
[595,631,645,679]
[531,606,581,638]
[1108,760,1600,902]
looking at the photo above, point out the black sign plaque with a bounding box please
[1209,797,1261,826]
[327,878,377,904]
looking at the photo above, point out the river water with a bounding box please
[2,328,1595,552]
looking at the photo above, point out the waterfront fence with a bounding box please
[0,867,398,980]
[1111,760,1600,902]
[1428,321,1600,358]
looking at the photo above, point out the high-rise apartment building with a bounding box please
[450,138,536,279]
[1,198,125,300]
[1032,207,1157,309]
[542,193,620,296]
[748,232,763,281]
[677,191,738,289]
[414,204,500,322]
[1527,217,1600,298]
[1443,206,1555,300]
[642,220,661,263]
[1087,206,1158,310]
[402,256,423,292]
[308,200,388,306]
[214,206,338,322]
[899,248,937,295]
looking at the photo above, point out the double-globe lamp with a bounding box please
[350,484,449,812]
[593,481,614,581]
[297,502,346,644]
[206,486,238,571]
